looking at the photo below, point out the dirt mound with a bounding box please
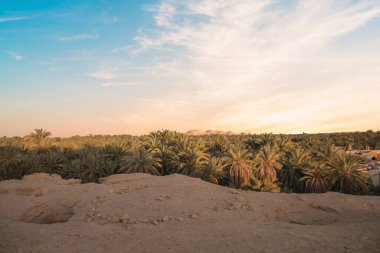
[1,173,380,253]
[185,130,204,135]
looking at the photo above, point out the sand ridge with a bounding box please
[0,173,379,253]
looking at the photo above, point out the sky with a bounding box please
[1,0,380,137]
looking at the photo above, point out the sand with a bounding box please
[0,173,379,253]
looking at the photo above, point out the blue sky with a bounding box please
[1,0,380,136]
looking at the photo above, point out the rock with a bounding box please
[190,214,199,219]
[162,216,169,222]
[177,217,184,222]
[310,203,339,213]
[230,190,239,195]
[98,220,107,225]
[120,214,131,221]
[85,217,92,223]
[151,220,159,225]
[228,202,242,210]
[112,216,120,223]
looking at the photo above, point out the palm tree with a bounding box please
[245,134,262,152]
[254,144,282,184]
[100,159,120,176]
[258,133,276,146]
[126,138,141,153]
[280,147,309,192]
[208,136,229,156]
[145,132,161,153]
[276,135,294,155]
[201,156,228,184]
[157,129,175,145]
[104,138,130,162]
[176,146,209,177]
[121,148,161,175]
[326,152,370,194]
[317,144,340,162]
[28,129,51,145]
[175,134,193,153]
[156,144,175,175]
[39,150,65,175]
[226,144,253,189]
[0,147,26,180]
[80,152,105,182]
[300,162,330,193]
[63,159,83,179]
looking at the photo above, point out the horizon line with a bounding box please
[2,128,379,138]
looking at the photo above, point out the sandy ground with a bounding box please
[0,173,379,253]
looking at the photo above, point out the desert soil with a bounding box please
[0,173,379,253]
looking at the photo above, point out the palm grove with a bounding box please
[1,129,379,195]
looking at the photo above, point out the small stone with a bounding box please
[156,197,164,201]
[112,216,120,223]
[85,217,92,223]
[120,214,131,221]
[151,220,159,225]
[127,218,138,224]
[98,220,107,225]
[141,218,149,223]
[177,217,184,222]
[190,214,199,219]
[228,202,242,210]
[162,216,170,222]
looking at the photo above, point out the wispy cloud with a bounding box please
[0,16,33,22]
[126,0,380,133]
[83,70,116,80]
[6,51,23,61]
[101,82,137,87]
[58,33,98,41]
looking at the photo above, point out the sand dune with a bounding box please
[0,173,379,253]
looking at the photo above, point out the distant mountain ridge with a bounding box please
[185,130,236,136]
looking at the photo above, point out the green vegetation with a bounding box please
[1,129,379,195]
